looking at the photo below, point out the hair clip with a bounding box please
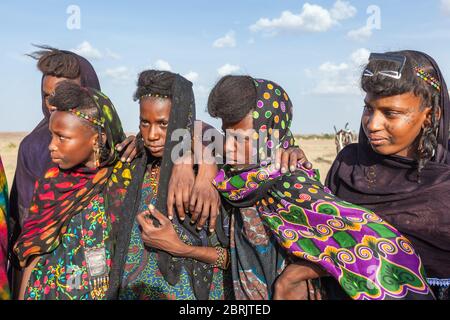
[414,66,441,92]
[139,93,170,100]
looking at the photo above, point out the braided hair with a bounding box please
[28,45,81,79]
[49,81,108,161]
[361,50,441,179]
[207,75,257,124]
[133,70,176,101]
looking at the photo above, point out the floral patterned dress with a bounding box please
[24,194,114,300]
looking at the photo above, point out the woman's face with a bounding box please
[48,111,98,170]
[139,98,171,158]
[221,111,255,167]
[362,92,432,158]
[43,76,81,114]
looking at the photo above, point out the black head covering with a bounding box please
[326,50,450,279]
[109,73,229,300]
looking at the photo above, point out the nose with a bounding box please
[148,125,159,141]
[225,134,236,158]
[364,110,384,133]
[48,136,58,152]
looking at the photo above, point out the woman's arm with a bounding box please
[136,205,229,268]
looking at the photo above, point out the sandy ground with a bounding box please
[0,132,337,191]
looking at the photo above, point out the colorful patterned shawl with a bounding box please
[0,157,9,299]
[213,78,434,300]
[14,89,133,268]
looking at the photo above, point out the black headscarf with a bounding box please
[108,73,229,300]
[326,50,450,279]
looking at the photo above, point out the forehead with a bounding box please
[49,111,89,132]
[223,112,254,130]
[365,92,423,109]
[139,98,172,118]
[43,76,80,93]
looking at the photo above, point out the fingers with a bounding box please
[289,151,299,173]
[182,186,190,217]
[196,199,210,231]
[208,199,220,233]
[280,149,290,174]
[275,148,282,170]
[116,136,134,162]
[197,201,210,231]
[167,180,176,221]
[148,204,168,226]
[189,189,198,214]
[136,211,152,230]
[175,187,185,219]
[191,196,203,224]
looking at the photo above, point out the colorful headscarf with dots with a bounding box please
[0,157,9,299]
[14,89,133,267]
[251,79,296,164]
[213,78,433,300]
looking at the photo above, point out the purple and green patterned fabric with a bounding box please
[213,78,434,300]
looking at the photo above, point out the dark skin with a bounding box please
[137,98,228,265]
[362,92,437,159]
[48,111,104,170]
[170,116,312,232]
[19,111,104,300]
[221,110,322,300]
[43,76,81,114]
[43,75,137,163]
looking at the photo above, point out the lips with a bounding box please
[148,145,164,153]
[367,135,388,146]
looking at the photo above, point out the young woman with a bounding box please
[325,50,450,300]
[14,82,134,300]
[108,70,231,300]
[0,156,9,299]
[209,75,434,300]
[206,75,322,300]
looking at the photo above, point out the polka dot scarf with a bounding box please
[251,78,296,164]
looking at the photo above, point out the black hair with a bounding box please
[361,50,441,176]
[28,45,81,79]
[49,81,108,160]
[133,70,176,101]
[207,75,257,124]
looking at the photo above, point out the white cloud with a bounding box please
[154,59,172,71]
[105,66,132,82]
[442,0,450,15]
[350,48,370,66]
[250,1,356,35]
[183,71,199,82]
[330,0,357,20]
[347,25,373,41]
[213,31,237,48]
[71,41,103,59]
[105,48,121,60]
[217,64,240,77]
[308,48,369,95]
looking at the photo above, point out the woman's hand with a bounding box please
[116,135,138,163]
[273,260,326,300]
[167,153,195,222]
[136,205,189,257]
[189,163,221,233]
[276,147,312,173]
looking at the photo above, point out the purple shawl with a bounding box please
[9,52,100,244]
[325,51,450,279]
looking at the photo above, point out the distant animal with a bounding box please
[334,123,356,153]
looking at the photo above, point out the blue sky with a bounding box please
[1,0,450,134]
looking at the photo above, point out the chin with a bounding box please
[369,144,397,156]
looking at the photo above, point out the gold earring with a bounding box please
[94,145,100,168]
